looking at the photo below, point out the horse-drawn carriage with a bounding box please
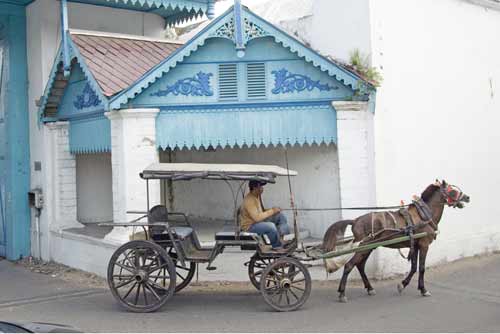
[102,163,469,312]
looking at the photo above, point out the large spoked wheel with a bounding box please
[107,240,176,313]
[248,254,274,290]
[166,246,196,293]
[260,257,311,312]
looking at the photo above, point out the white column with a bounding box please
[104,108,160,243]
[333,101,377,220]
[46,122,81,230]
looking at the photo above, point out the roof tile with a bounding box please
[71,33,182,97]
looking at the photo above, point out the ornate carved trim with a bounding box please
[150,72,214,97]
[271,68,337,94]
[73,82,101,110]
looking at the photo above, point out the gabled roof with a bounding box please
[109,4,375,109]
[71,31,182,97]
[39,31,183,119]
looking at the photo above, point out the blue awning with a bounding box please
[156,103,337,150]
[69,115,111,154]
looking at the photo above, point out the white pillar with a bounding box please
[46,122,81,230]
[104,108,160,243]
[333,101,377,220]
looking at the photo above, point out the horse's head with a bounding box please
[435,179,470,208]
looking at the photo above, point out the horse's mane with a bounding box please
[421,184,440,202]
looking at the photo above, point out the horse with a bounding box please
[322,180,470,303]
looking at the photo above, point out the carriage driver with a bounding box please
[239,180,291,250]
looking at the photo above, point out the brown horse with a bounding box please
[322,180,470,303]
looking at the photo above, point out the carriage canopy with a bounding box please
[140,163,297,183]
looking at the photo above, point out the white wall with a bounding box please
[311,0,372,63]
[160,144,342,238]
[26,0,167,260]
[369,0,500,276]
[76,153,113,223]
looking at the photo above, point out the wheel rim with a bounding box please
[108,241,176,312]
[167,247,196,293]
[260,257,311,312]
[248,255,274,290]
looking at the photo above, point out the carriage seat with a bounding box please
[148,205,193,240]
[215,230,259,241]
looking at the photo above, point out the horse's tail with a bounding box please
[322,220,353,252]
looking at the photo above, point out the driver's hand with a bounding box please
[272,207,281,214]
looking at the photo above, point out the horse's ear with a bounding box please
[434,179,441,186]
[442,179,447,187]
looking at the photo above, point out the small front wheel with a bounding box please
[260,257,311,312]
[107,240,176,313]
[248,254,274,290]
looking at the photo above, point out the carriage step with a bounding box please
[206,266,217,271]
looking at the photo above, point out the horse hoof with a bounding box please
[367,289,376,296]
[397,283,405,294]
[338,295,348,303]
[421,290,432,297]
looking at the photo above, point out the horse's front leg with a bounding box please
[356,250,376,296]
[397,247,419,294]
[418,245,431,296]
[338,253,363,303]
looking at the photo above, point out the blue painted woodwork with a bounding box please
[65,0,209,26]
[39,36,108,121]
[132,38,354,107]
[69,115,111,154]
[73,82,102,109]
[233,0,244,51]
[109,5,374,110]
[156,103,337,150]
[0,5,30,259]
[271,68,336,94]
[150,72,213,97]
[60,0,70,77]
[57,63,104,118]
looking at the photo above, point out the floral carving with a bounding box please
[73,83,101,110]
[271,69,337,94]
[244,19,268,42]
[150,72,214,97]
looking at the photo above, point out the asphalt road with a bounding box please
[1,253,499,332]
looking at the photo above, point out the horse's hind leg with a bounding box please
[338,252,364,303]
[356,250,376,296]
[418,245,431,296]
[397,247,419,294]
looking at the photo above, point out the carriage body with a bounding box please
[103,163,312,313]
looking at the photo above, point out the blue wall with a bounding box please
[132,37,354,108]
[0,2,30,260]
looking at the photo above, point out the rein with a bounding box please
[280,204,410,212]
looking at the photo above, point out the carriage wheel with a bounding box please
[260,257,311,312]
[248,254,274,290]
[107,240,176,313]
[167,246,196,293]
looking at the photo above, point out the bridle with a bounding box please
[440,184,465,208]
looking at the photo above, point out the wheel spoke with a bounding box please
[142,283,148,305]
[114,277,135,289]
[288,288,300,301]
[123,282,137,300]
[176,271,186,281]
[290,284,305,292]
[114,262,135,274]
[144,282,161,301]
[148,279,169,292]
[148,263,169,274]
[291,277,305,284]
[134,283,141,305]
[285,290,291,305]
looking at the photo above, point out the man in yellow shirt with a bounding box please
[239,180,290,249]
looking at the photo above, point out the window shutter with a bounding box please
[246,63,266,100]
[218,64,238,101]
